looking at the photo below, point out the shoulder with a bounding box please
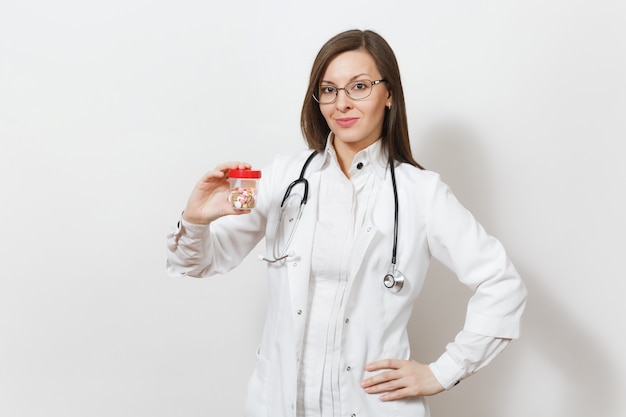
[270,148,320,170]
[394,164,463,210]
[394,163,446,190]
[259,148,320,187]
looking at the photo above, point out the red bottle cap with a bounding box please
[227,168,262,179]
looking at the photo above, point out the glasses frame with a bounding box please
[313,79,387,104]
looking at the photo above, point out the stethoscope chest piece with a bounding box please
[383,270,404,293]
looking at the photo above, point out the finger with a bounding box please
[197,161,252,183]
[361,369,400,388]
[362,377,402,394]
[198,169,227,184]
[364,358,403,372]
[379,387,417,402]
[214,161,252,173]
[228,208,252,216]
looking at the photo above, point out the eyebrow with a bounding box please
[320,73,371,85]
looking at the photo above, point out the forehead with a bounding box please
[322,50,379,81]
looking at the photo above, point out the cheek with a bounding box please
[320,108,334,125]
[367,104,387,124]
[362,96,388,117]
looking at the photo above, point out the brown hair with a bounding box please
[300,29,422,168]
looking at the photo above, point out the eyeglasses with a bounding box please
[313,79,387,104]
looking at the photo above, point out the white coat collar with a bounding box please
[321,133,390,180]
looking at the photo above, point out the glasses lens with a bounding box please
[314,80,375,103]
[347,80,373,100]
[316,85,337,104]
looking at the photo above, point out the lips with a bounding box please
[335,117,358,128]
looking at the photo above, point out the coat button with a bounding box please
[297,309,302,315]
[346,366,352,371]
[344,318,350,324]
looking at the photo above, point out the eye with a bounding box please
[351,81,370,91]
[320,85,337,95]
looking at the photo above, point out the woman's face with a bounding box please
[319,50,391,155]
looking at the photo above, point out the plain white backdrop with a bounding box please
[1,0,625,416]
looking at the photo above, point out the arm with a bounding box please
[361,332,509,399]
[165,161,266,278]
[362,174,526,399]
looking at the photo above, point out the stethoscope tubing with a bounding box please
[389,160,399,269]
[261,150,404,292]
[262,151,317,263]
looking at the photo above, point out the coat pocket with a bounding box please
[244,352,271,417]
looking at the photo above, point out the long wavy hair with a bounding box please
[300,29,422,168]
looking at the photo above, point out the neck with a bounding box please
[331,136,377,178]
[334,146,357,178]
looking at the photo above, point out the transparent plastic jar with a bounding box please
[228,168,262,210]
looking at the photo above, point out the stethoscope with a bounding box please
[259,150,405,293]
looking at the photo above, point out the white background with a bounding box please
[1,0,625,416]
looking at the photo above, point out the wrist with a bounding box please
[181,210,212,225]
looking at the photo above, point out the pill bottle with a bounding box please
[227,168,262,210]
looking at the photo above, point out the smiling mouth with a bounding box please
[335,118,358,127]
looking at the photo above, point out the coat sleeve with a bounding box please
[165,215,264,278]
[425,174,527,339]
[165,161,276,279]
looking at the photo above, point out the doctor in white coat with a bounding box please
[166,29,527,417]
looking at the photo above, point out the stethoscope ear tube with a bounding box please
[261,151,318,263]
[258,254,289,263]
[261,152,405,294]
[280,151,316,207]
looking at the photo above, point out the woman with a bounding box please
[166,29,527,417]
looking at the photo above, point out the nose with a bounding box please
[334,88,352,110]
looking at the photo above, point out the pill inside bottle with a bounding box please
[227,168,262,210]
